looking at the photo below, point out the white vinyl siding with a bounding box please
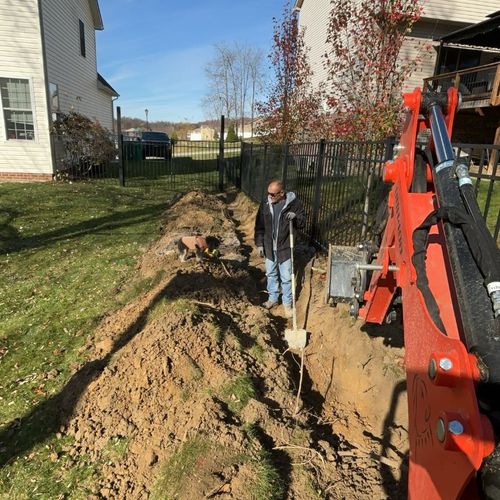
[297,0,498,98]
[420,0,499,24]
[41,0,114,130]
[400,20,467,92]
[0,0,52,174]
[298,0,331,93]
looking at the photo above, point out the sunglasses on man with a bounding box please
[268,191,283,198]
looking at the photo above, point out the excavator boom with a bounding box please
[326,88,500,498]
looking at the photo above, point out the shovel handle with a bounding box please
[289,219,297,331]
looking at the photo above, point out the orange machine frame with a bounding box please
[359,88,494,498]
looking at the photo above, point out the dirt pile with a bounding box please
[62,191,306,498]
[140,190,244,276]
[60,190,408,499]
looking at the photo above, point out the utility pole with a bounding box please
[145,108,149,131]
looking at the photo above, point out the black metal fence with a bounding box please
[121,139,242,191]
[239,140,499,247]
[53,135,241,192]
[52,131,498,247]
[122,139,216,190]
[240,139,394,248]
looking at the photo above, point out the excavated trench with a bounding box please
[59,190,409,499]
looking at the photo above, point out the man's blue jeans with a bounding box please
[265,252,292,305]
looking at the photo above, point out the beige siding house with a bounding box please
[0,0,117,181]
[188,126,216,141]
[294,0,499,94]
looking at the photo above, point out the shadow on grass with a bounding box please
[0,208,20,247]
[0,202,169,255]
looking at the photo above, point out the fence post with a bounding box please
[262,143,269,200]
[237,142,244,189]
[384,135,395,162]
[218,115,225,191]
[311,139,326,245]
[360,144,374,241]
[116,106,125,187]
[281,143,289,189]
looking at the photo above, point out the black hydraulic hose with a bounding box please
[429,104,455,165]
[412,212,447,334]
[425,100,500,391]
[458,179,500,288]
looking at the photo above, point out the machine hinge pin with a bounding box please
[355,264,399,272]
[428,359,437,379]
[436,418,446,442]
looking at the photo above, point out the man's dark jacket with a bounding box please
[254,191,306,263]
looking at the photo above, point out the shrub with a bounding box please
[52,112,115,178]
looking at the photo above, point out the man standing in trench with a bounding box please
[254,180,306,318]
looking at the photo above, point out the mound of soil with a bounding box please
[61,190,408,499]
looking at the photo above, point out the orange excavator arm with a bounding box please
[327,88,500,499]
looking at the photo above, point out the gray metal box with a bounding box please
[326,245,368,304]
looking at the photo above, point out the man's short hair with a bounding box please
[268,179,283,191]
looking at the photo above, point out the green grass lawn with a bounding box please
[0,181,197,498]
[475,179,499,240]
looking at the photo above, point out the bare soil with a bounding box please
[61,190,409,499]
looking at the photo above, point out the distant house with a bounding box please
[123,127,143,139]
[237,121,263,140]
[188,126,216,141]
[0,0,118,181]
[293,0,498,96]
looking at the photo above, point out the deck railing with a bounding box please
[423,62,500,108]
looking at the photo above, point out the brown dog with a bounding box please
[176,235,219,262]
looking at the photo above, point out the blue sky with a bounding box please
[96,0,285,122]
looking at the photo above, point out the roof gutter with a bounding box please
[442,42,500,54]
[88,0,104,30]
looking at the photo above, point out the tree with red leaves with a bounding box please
[257,1,327,143]
[325,0,423,140]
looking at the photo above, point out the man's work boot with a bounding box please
[283,304,293,318]
[263,300,277,310]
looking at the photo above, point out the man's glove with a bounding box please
[257,246,264,257]
[286,212,296,221]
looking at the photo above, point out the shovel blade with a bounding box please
[284,328,307,349]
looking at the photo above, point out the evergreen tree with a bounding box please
[225,124,238,142]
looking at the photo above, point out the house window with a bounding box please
[79,19,86,57]
[0,77,35,140]
[49,82,59,113]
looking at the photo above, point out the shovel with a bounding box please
[285,220,307,349]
